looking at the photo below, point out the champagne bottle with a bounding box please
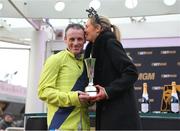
[141,83,149,113]
[171,81,179,113]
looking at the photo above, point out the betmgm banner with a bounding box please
[125,46,180,111]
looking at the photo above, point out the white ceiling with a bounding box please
[0,0,180,19]
[0,0,180,45]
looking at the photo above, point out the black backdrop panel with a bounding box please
[125,46,180,111]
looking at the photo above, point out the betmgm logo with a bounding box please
[161,74,177,78]
[152,86,164,90]
[138,72,155,80]
[160,50,176,55]
[151,62,167,67]
[134,63,142,67]
[137,51,153,55]
[177,62,180,66]
[134,86,142,90]
[138,98,154,103]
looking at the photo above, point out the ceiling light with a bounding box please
[0,2,3,10]
[163,0,176,6]
[125,0,138,9]
[89,0,101,10]
[54,1,65,12]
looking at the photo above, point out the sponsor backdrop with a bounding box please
[125,46,180,111]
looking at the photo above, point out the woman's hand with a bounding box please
[90,85,108,102]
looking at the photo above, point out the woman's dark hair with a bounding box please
[86,8,121,41]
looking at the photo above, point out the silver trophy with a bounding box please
[84,57,97,96]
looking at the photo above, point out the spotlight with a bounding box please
[89,0,101,10]
[163,0,176,6]
[125,0,138,9]
[54,1,65,12]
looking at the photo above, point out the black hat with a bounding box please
[3,112,14,118]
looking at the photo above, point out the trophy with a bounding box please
[84,57,97,96]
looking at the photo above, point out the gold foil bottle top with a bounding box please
[143,83,147,88]
[143,82,148,95]
[171,81,176,86]
[171,81,177,94]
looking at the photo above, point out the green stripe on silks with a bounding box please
[49,67,88,129]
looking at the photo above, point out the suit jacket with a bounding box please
[85,31,141,130]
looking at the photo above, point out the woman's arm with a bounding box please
[105,39,138,99]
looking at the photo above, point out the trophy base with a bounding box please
[85,85,97,97]
[86,91,97,97]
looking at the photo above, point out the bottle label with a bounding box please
[142,97,149,103]
[171,103,179,113]
[171,95,179,103]
[141,103,149,113]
